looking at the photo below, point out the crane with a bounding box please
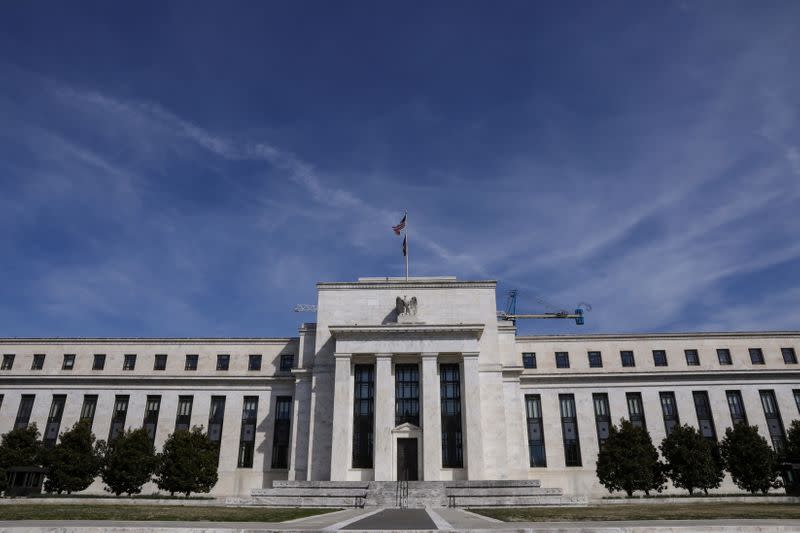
[496,289,590,325]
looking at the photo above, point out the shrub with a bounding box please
[100,428,158,496]
[0,424,43,471]
[42,420,103,494]
[720,423,781,494]
[660,424,724,495]
[596,419,666,497]
[155,427,219,496]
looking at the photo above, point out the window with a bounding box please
[44,395,67,447]
[525,395,546,467]
[684,349,700,366]
[237,396,258,467]
[717,349,732,365]
[588,351,602,368]
[559,394,581,466]
[782,348,798,364]
[660,392,679,437]
[749,348,765,365]
[1,354,14,370]
[353,364,375,468]
[109,395,129,441]
[760,390,786,452]
[593,393,611,445]
[123,354,136,370]
[216,354,230,371]
[208,396,226,461]
[440,363,463,468]
[248,354,262,371]
[726,390,747,426]
[184,354,198,371]
[80,395,98,427]
[92,354,106,370]
[395,364,420,426]
[522,353,536,369]
[795,390,800,415]
[62,354,75,370]
[693,391,716,442]
[175,395,193,432]
[652,350,667,367]
[620,350,635,367]
[154,354,167,371]
[271,396,292,469]
[32,354,45,370]
[279,354,294,371]
[143,395,161,443]
[626,392,646,430]
[555,352,570,369]
[15,395,35,429]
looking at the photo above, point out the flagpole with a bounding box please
[404,210,409,281]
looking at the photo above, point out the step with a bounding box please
[251,496,365,507]
[449,495,588,507]
[445,480,542,488]
[271,480,370,489]
[446,486,562,497]
[253,488,368,497]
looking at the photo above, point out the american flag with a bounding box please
[392,214,407,235]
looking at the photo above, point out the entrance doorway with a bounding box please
[396,438,418,480]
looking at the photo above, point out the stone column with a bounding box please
[421,353,441,481]
[329,353,352,480]
[374,353,394,480]
[288,370,312,480]
[462,352,484,479]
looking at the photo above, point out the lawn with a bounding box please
[471,502,800,522]
[0,504,337,522]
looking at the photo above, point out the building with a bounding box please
[1,276,798,497]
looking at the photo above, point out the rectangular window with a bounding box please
[1,354,14,370]
[749,348,765,365]
[660,391,680,437]
[62,354,75,370]
[795,390,800,414]
[123,354,136,370]
[154,354,167,371]
[32,354,45,370]
[626,392,646,430]
[279,354,294,371]
[684,349,700,366]
[653,350,667,367]
[109,395,129,441]
[271,396,292,469]
[555,352,570,369]
[440,363,463,468]
[522,352,536,369]
[248,354,262,371]
[184,354,198,371]
[352,364,375,468]
[237,396,258,468]
[395,364,420,426]
[588,351,603,368]
[143,395,161,443]
[783,348,798,364]
[0,394,4,411]
[175,395,193,432]
[80,395,98,427]
[693,391,716,442]
[760,390,786,452]
[208,396,226,462]
[717,348,732,365]
[593,393,611,445]
[92,354,106,370]
[620,350,635,367]
[15,395,35,429]
[726,390,748,426]
[559,394,581,466]
[43,395,66,447]
[525,394,546,466]
[216,354,230,371]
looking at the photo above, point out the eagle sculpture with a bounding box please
[396,295,418,317]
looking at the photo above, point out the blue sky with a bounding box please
[0,1,798,337]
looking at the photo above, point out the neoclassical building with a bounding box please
[0,277,798,497]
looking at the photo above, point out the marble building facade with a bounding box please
[0,276,798,497]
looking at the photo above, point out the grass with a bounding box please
[471,503,800,522]
[0,504,337,522]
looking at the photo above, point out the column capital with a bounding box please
[333,352,352,359]
[375,353,393,360]
[421,352,438,359]
[462,352,480,359]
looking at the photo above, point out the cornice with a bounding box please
[519,368,800,385]
[0,337,298,345]
[0,375,296,387]
[317,280,496,290]
[329,323,484,339]
[516,331,800,342]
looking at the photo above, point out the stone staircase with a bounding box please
[239,479,586,508]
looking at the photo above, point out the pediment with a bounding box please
[391,422,422,434]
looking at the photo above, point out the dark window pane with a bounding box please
[588,351,602,368]
[620,351,635,367]
[184,354,198,371]
[684,349,700,366]
[522,353,536,369]
[525,395,547,467]
[726,390,747,425]
[660,392,679,437]
[271,396,292,468]
[749,348,765,365]
[593,393,611,445]
[559,394,581,466]
[653,350,667,367]
[693,391,716,442]
[626,392,646,430]
[123,354,136,370]
[248,354,262,371]
[216,354,230,371]
[555,352,570,369]
[717,349,732,365]
[782,348,798,364]
[92,354,106,370]
[352,364,375,468]
[280,354,294,371]
[154,354,167,371]
[440,363,463,468]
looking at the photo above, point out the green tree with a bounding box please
[0,424,43,471]
[0,467,7,495]
[660,424,724,495]
[596,419,666,497]
[100,428,158,496]
[155,427,219,496]
[42,420,103,494]
[781,420,800,464]
[720,423,781,494]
